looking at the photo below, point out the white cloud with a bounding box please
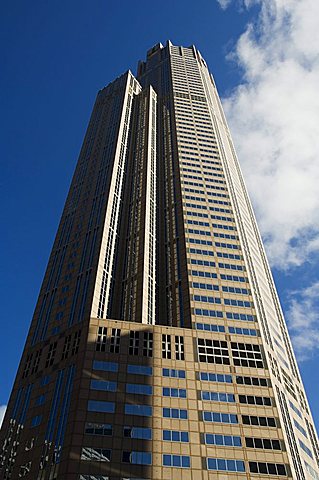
[287,282,319,361]
[216,0,233,9]
[0,405,6,427]
[217,0,319,269]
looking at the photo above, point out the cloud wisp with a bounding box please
[217,0,319,269]
[287,282,319,361]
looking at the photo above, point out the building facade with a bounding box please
[1,41,319,480]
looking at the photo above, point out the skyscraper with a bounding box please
[1,40,318,479]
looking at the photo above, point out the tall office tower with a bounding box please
[1,41,319,480]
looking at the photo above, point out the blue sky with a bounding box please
[1,0,319,429]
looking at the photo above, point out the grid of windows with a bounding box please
[245,437,282,450]
[85,422,112,436]
[242,415,277,427]
[239,395,272,407]
[197,338,230,364]
[81,447,111,462]
[231,342,264,368]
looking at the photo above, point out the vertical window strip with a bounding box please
[45,370,64,442]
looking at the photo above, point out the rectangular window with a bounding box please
[199,372,232,383]
[205,434,241,447]
[242,415,277,428]
[90,380,117,392]
[35,394,45,406]
[162,368,185,378]
[127,364,152,376]
[175,336,184,360]
[236,375,270,387]
[87,401,115,413]
[143,332,153,357]
[126,384,153,395]
[162,334,171,359]
[30,415,42,428]
[246,437,281,450]
[85,422,112,436]
[81,447,111,462]
[122,451,152,465]
[110,328,120,353]
[196,322,225,332]
[129,331,139,355]
[96,326,107,352]
[163,387,186,398]
[124,426,152,440]
[201,391,235,403]
[163,408,188,419]
[203,411,238,424]
[163,454,190,468]
[207,458,245,472]
[249,462,287,476]
[239,395,272,407]
[124,404,152,417]
[163,430,189,442]
[93,360,118,372]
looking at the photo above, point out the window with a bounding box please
[126,384,153,395]
[299,439,313,459]
[239,395,272,407]
[129,331,139,355]
[229,326,258,337]
[289,400,302,419]
[125,404,152,417]
[45,341,57,368]
[85,422,112,436]
[124,427,152,440]
[162,334,171,359]
[175,336,184,360]
[196,323,225,332]
[162,368,185,378]
[163,408,188,419]
[163,430,189,442]
[193,295,221,304]
[127,364,152,376]
[81,447,111,462]
[192,282,219,291]
[143,332,153,357]
[205,434,241,447]
[203,411,238,424]
[30,415,42,428]
[122,451,152,465]
[110,328,120,353]
[197,338,230,364]
[294,419,308,437]
[231,342,264,368]
[199,372,232,383]
[87,401,115,413]
[163,387,186,398]
[207,458,245,472]
[40,375,50,386]
[163,455,190,468]
[236,375,270,387]
[201,391,235,403]
[226,312,255,322]
[246,437,281,450]
[96,326,107,352]
[90,380,117,392]
[194,308,223,318]
[249,462,287,476]
[242,415,277,428]
[35,394,45,406]
[79,476,109,480]
[93,361,118,372]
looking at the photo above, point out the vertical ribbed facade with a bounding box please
[0,41,318,480]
